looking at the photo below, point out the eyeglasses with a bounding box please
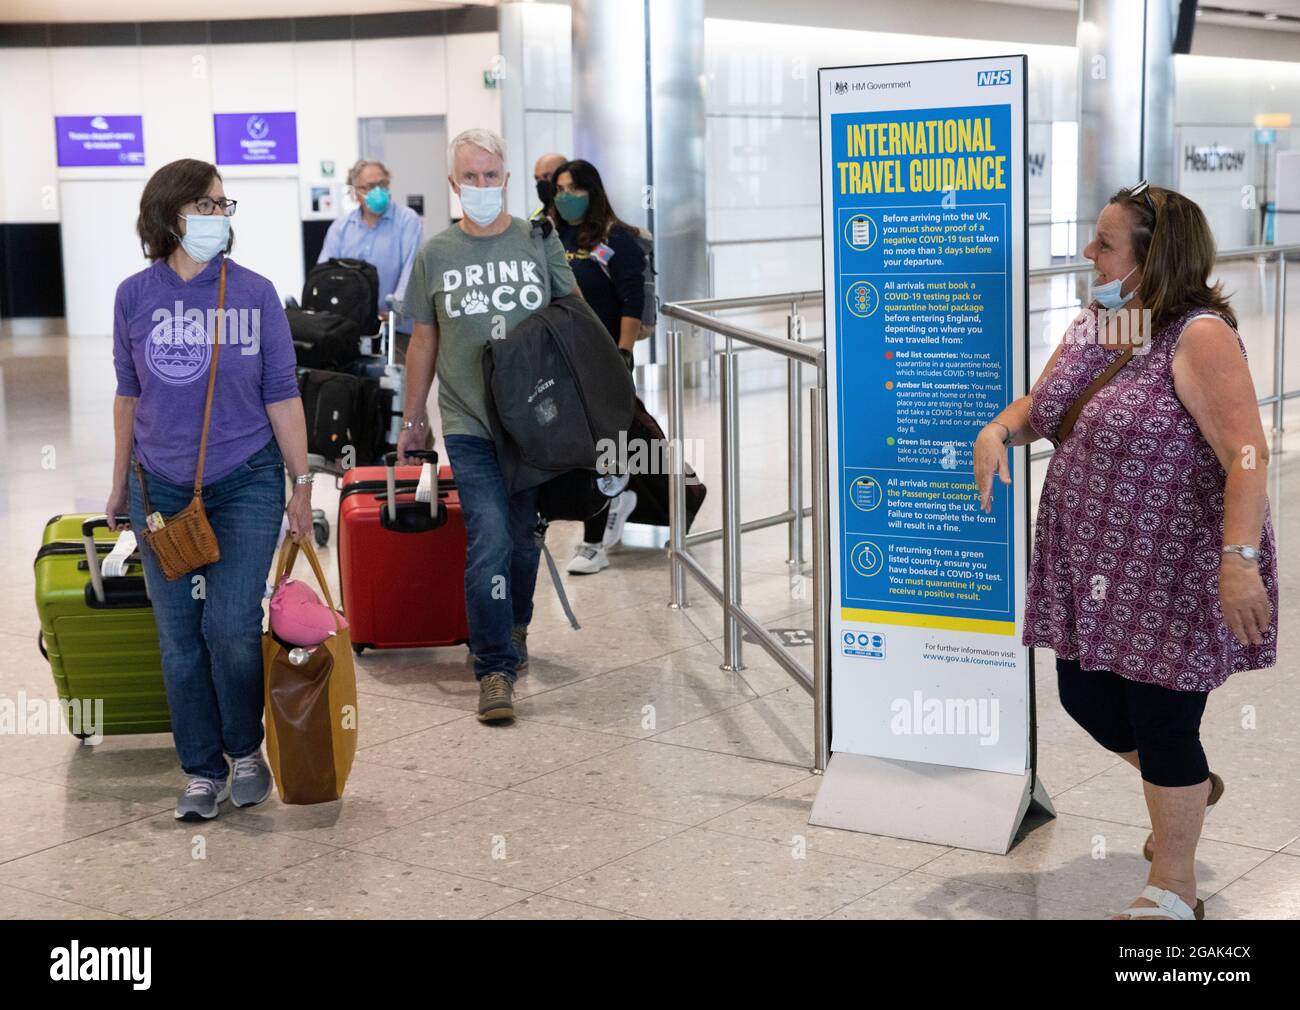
[193,197,237,217]
[1129,180,1157,223]
[352,181,388,195]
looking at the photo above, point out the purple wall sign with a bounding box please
[54,116,145,167]
[213,112,298,165]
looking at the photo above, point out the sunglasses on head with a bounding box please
[1129,179,1157,222]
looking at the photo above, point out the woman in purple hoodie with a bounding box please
[105,159,311,822]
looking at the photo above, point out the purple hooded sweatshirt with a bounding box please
[113,254,298,487]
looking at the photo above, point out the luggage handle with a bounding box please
[384,295,399,366]
[81,515,131,604]
[383,449,438,522]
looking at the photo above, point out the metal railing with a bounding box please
[661,240,1296,777]
[662,297,831,773]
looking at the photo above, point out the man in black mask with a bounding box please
[531,152,567,224]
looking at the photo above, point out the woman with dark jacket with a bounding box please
[552,159,647,575]
[105,158,311,821]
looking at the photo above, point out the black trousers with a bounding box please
[1056,658,1210,788]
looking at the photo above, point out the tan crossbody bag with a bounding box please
[1053,345,1134,446]
[133,260,227,580]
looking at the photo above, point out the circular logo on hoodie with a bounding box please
[145,313,210,385]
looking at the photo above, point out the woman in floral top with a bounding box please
[974,184,1277,921]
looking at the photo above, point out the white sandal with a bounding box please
[1116,886,1204,920]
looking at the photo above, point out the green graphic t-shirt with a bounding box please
[401,217,575,439]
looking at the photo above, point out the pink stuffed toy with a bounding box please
[270,576,347,647]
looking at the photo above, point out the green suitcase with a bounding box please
[34,514,170,738]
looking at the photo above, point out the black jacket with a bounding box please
[483,292,636,494]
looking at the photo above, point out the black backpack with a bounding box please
[297,368,385,466]
[303,258,380,336]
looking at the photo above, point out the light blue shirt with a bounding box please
[319,202,423,332]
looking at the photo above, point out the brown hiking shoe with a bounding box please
[477,672,515,723]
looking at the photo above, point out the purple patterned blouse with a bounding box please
[1024,302,1278,691]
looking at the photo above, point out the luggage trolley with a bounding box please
[304,296,406,546]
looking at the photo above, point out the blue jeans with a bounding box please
[443,435,540,682]
[128,439,285,781]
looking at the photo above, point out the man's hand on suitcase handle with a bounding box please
[396,416,428,466]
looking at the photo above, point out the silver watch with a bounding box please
[401,417,427,432]
[1222,544,1259,562]
[293,473,314,486]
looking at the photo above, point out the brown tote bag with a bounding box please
[262,537,359,805]
[134,260,228,580]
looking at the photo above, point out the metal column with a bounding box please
[720,341,743,670]
[787,303,805,568]
[667,326,688,608]
[810,380,831,773]
[1076,0,1176,234]
[1273,252,1289,445]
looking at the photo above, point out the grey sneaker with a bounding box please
[477,672,515,722]
[231,751,274,808]
[511,624,529,674]
[175,776,230,821]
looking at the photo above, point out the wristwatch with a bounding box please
[401,416,428,432]
[293,473,314,487]
[1222,544,1259,562]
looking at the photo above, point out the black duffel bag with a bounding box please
[287,308,361,371]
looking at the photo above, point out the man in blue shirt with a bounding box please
[318,159,423,354]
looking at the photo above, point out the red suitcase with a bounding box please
[337,449,470,652]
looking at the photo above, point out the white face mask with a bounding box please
[178,214,230,263]
[458,183,504,226]
[1095,265,1138,310]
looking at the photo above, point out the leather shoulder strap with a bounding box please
[193,260,227,495]
[1056,345,1133,444]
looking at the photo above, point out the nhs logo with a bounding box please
[977,69,1012,86]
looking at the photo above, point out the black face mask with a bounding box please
[536,177,555,206]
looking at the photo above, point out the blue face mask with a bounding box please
[458,183,504,226]
[178,214,230,263]
[364,186,391,215]
[1095,265,1138,310]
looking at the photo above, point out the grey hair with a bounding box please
[448,128,506,169]
[347,159,391,187]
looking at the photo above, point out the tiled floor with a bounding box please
[1,309,1297,920]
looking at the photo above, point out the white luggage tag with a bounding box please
[100,530,138,579]
[415,461,436,515]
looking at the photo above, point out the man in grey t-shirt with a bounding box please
[399,128,576,724]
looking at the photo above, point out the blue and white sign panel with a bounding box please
[819,56,1031,775]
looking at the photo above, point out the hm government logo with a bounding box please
[246,114,270,139]
[833,80,849,95]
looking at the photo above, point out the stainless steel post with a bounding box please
[667,326,688,608]
[787,302,804,568]
[1272,252,1288,446]
[810,379,831,773]
[720,339,743,670]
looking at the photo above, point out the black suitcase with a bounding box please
[303,258,380,336]
[297,368,386,466]
[287,308,361,370]
[625,398,707,529]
